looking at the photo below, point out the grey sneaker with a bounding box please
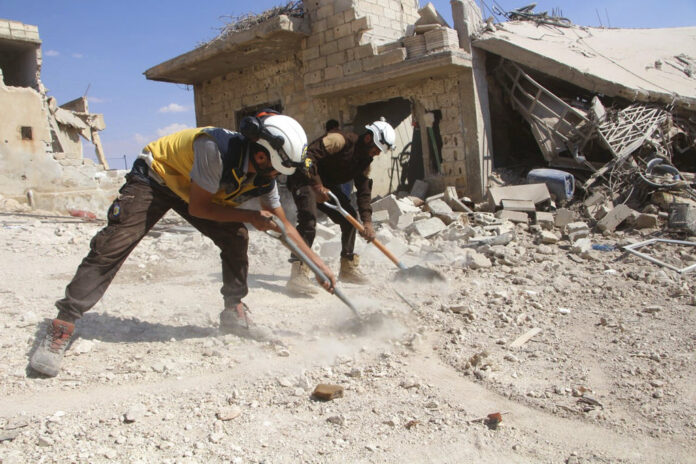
[30,319,75,377]
[219,303,274,341]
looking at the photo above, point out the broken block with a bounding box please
[426,198,453,216]
[539,230,559,244]
[411,217,447,238]
[597,204,634,233]
[555,208,576,228]
[566,221,590,242]
[372,195,419,227]
[495,210,529,224]
[501,199,536,212]
[633,213,658,229]
[371,210,390,224]
[535,211,555,230]
[394,213,414,230]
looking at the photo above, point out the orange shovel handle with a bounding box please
[324,191,407,270]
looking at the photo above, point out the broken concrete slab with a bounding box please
[426,198,453,216]
[444,186,474,213]
[487,183,551,209]
[411,217,447,238]
[501,199,536,212]
[474,22,696,111]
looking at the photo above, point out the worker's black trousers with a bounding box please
[288,182,357,260]
[55,168,249,322]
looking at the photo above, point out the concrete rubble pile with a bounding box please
[470,4,696,239]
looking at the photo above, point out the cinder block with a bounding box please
[535,211,555,229]
[496,209,529,224]
[597,204,634,233]
[410,179,429,199]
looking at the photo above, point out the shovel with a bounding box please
[323,191,446,282]
[266,216,362,320]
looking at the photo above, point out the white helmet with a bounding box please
[365,117,396,153]
[256,114,308,175]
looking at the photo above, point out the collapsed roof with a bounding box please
[473,21,696,111]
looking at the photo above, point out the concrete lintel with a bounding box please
[306,50,472,98]
[144,15,310,84]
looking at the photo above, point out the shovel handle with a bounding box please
[324,191,407,270]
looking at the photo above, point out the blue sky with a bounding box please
[3,1,695,169]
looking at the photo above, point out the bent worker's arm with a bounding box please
[267,205,336,292]
[188,182,276,231]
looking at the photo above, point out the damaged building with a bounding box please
[145,0,493,201]
[0,18,122,214]
[145,0,695,229]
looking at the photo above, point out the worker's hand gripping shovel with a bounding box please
[323,191,445,282]
[265,216,361,319]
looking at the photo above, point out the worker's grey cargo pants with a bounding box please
[55,161,249,322]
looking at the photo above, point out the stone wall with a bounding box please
[192,0,487,199]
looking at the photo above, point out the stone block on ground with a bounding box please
[555,208,576,228]
[426,198,453,218]
[597,204,634,233]
[371,210,390,224]
[539,230,559,244]
[411,217,447,238]
[312,384,344,401]
[495,210,529,224]
[535,211,554,229]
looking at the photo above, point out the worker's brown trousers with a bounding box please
[56,163,249,321]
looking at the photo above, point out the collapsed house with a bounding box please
[0,18,122,214]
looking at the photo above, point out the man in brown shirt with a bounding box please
[286,118,396,294]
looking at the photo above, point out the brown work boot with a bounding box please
[286,261,319,295]
[219,303,274,341]
[339,254,369,284]
[30,319,75,377]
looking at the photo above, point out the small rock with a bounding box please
[38,435,54,447]
[642,305,662,314]
[312,384,344,401]
[123,404,146,423]
[326,415,345,426]
[216,407,242,421]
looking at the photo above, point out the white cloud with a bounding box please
[72,53,83,59]
[156,123,191,137]
[133,133,150,146]
[88,96,106,103]
[158,103,188,113]
[44,50,59,57]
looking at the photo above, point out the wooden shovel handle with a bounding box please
[342,213,403,268]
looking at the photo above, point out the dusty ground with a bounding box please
[0,203,695,463]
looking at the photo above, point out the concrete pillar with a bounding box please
[450,0,492,202]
